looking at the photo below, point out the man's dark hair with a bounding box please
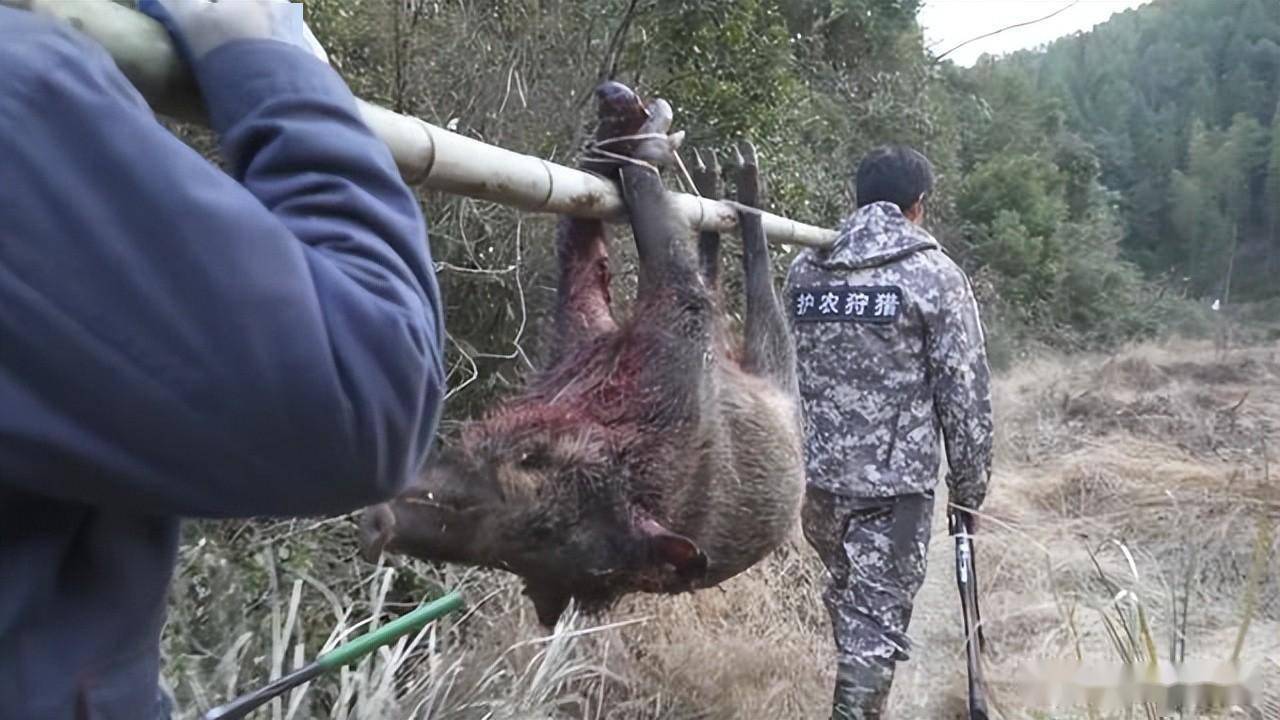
[854,145,934,211]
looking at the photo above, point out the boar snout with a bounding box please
[358,503,396,563]
[353,458,499,567]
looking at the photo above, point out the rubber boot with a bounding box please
[831,661,894,720]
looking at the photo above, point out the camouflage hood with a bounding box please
[815,201,938,270]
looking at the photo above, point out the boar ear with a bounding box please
[636,518,708,578]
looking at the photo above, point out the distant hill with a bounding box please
[985,0,1280,300]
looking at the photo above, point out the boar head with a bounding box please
[357,406,707,626]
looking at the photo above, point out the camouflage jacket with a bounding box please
[784,201,992,506]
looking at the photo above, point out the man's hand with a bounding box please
[947,474,983,530]
[139,0,328,64]
[949,468,988,518]
[952,504,977,532]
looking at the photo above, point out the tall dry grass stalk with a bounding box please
[163,340,1280,719]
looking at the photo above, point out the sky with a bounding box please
[918,0,1157,66]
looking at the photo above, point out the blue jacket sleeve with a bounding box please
[0,14,446,517]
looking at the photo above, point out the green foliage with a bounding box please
[958,154,1065,240]
[978,211,1058,308]
[633,0,798,144]
[225,0,1275,399]
[929,0,1280,350]
[1270,106,1280,250]
[1055,136,1100,222]
[783,0,924,70]
[1169,168,1231,293]
[1159,114,1272,295]
[1052,210,1159,344]
[984,0,1280,301]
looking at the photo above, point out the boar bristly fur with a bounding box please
[359,82,804,628]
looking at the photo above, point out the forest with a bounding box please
[991,0,1280,305]
[155,0,1280,717]
[281,0,1280,415]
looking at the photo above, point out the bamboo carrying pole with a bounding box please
[5,0,839,248]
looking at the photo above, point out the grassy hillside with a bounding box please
[161,339,1280,719]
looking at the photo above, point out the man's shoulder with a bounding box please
[0,5,57,33]
[921,245,969,275]
[893,246,971,293]
[784,247,966,305]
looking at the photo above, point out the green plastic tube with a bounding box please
[203,591,464,720]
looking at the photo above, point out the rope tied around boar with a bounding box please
[583,132,771,223]
[582,133,672,176]
[359,79,806,628]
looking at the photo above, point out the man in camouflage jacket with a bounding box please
[785,146,993,719]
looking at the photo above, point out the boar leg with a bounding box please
[597,84,713,402]
[616,101,704,311]
[553,217,616,358]
[733,142,798,393]
[549,82,656,356]
[617,156,716,424]
[589,82,698,302]
[688,148,724,294]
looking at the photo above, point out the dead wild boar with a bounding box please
[358,81,804,628]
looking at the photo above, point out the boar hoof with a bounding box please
[585,81,662,176]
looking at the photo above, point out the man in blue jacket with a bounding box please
[0,1,447,717]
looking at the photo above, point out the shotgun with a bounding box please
[949,509,990,720]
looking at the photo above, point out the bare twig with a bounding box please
[470,214,535,370]
[932,1,1081,64]
[435,261,519,278]
[568,0,645,155]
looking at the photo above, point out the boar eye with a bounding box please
[518,449,552,471]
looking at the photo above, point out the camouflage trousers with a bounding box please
[801,486,935,719]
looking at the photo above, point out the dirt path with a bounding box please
[891,341,1280,719]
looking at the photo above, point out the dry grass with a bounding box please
[162,339,1280,719]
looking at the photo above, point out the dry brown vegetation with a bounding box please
[163,339,1280,719]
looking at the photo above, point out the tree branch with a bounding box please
[932,1,1080,64]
